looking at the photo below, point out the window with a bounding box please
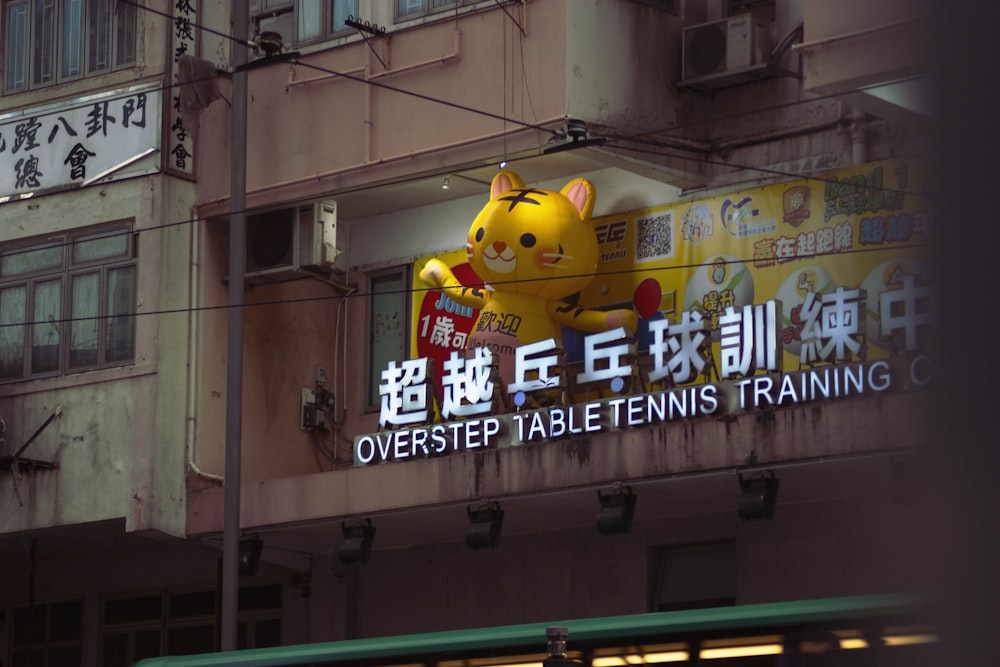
[250,0,356,51]
[0,225,137,381]
[728,0,775,21]
[396,0,469,21]
[653,542,736,612]
[631,0,679,14]
[368,268,409,408]
[100,586,282,666]
[12,600,83,667]
[3,0,137,93]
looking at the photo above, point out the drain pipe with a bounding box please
[186,204,222,483]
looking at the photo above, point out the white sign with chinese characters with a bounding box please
[358,285,932,466]
[0,85,161,199]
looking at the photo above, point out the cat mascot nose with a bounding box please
[420,169,638,391]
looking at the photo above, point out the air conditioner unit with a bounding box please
[245,200,346,283]
[682,14,769,82]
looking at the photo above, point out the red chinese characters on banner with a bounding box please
[415,262,482,395]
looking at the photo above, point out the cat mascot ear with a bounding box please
[560,177,596,222]
[489,170,596,222]
[490,170,526,199]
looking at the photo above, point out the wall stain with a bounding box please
[565,439,591,467]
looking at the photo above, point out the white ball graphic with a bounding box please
[682,255,754,338]
[774,266,836,357]
[859,259,927,352]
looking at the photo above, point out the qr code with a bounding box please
[635,212,674,263]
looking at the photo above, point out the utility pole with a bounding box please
[221,0,249,652]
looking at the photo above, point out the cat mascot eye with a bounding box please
[419,170,638,388]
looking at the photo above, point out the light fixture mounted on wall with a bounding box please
[337,519,376,564]
[238,536,263,576]
[596,484,637,535]
[465,501,504,550]
[442,176,450,190]
[737,470,779,520]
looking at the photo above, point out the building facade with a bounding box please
[0,1,936,665]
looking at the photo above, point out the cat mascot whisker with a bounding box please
[419,170,638,389]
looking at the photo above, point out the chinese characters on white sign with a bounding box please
[0,87,160,198]
[359,283,931,466]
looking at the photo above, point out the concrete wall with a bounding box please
[0,485,929,654]
[0,176,191,537]
[304,492,927,641]
[190,164,685,485]
[0,1,194,539]
[196,1,578,211]
[187,389,932,536]
[565,1,682,130]
[0,526,310,667]
[802,0,930,92]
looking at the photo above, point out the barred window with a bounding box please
[0,224,137,381]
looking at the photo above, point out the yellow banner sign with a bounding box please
[412,159,928,374]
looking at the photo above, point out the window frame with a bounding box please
[0,222,138,382]
[394,0,494,23]
[366,266,411,410]
[652,541,737,612]
[249,0,357,52]
[11,598,84,667]
[98,585,283,666]
[3,0,138,94]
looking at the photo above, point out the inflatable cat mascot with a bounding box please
[419,170,637,390]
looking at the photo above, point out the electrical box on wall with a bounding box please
[301,385,334,431]
[314,200,346,273]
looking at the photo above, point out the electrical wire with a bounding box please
[609,72,931,146]
[116,0,559,137]
[0,71,223,124]
[118,0,253,48]
[99,0,928,176]
[0,240,930,331]
[0,0,928,232]
[290,59,557,136]
[0,3,932,331]
[598,139,927,195]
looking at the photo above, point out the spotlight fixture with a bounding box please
[238,536,263,576]
[337,519,376,564]
[465,501,504,550]
[596,484,637,535]
[737,471,779,520]
[499,160,507,169]
[442,176,450,190]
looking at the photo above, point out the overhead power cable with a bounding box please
[0,241,930,331]
[0,2,932,327]
[108,0,928,169]
[599,140,928,198]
